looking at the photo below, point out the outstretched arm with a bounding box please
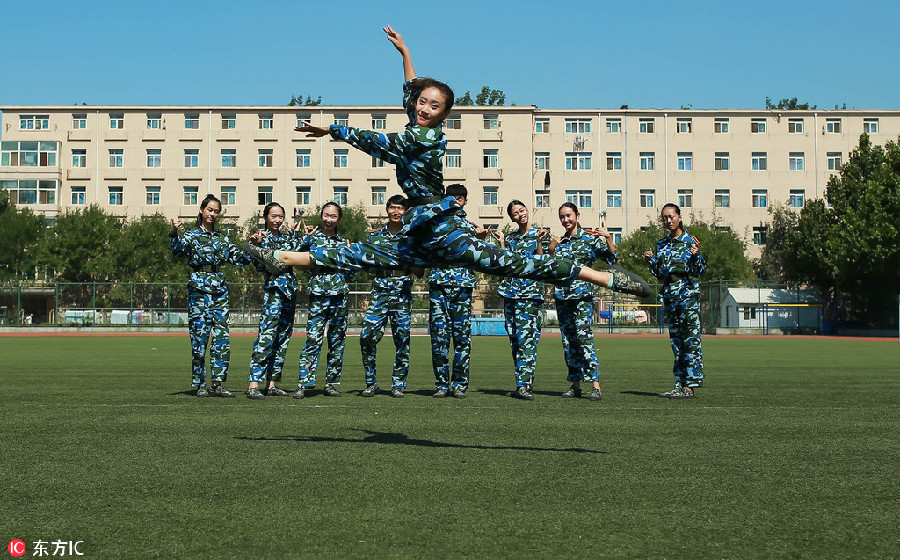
[384,25,415,81]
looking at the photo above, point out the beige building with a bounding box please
[2,105,897,256]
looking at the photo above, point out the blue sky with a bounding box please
[2,0,899,110]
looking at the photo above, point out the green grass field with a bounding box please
[2,334,898,559]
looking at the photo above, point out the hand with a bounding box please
[491,229,505,243]
[383,25,407,53]
[304,225,319,235]
[294,121,329,137]
[474,226,489,240]
[170,218,182,234]
[249,231,265,244]
[537,228,550,240]
[594,221,612,241]
[642,250,654,261]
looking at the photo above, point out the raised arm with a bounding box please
[384,25,416,81]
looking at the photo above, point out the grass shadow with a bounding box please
[620,390,661,397]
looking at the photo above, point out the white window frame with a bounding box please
[534,152,550,170]
[535,118,549,133]
[714,118,729,133]
[296,149,311,168]
[371,186,387,206]
[565,190,592,208]
[259,149,274,168]
[714,189,730,208]
[606,152,622,170]
[788,119,804,133]
[483,186,499,206]
[221,149,236,168]
[640,152,655,171]
[108,186,123,206]
[333,187,348,205]
[639,119,655,133]
[71,186,86,205]
[184,149,199,168]
[676,118,692,133]
[483,149,499,168]
[333,149,348,168]
[752,152,767,171]
[108,149,124,168]
[145,186,161,205]
[751,119,766,133]
[564,119,591,134]
[606,190,622,208]
[446,149,462,168]
[677,189,693,208]
[789,153,804,171]
[677,152,693,171]
[752,189,768,208]
[606,118,621,133]
[146,149,162,168]
[221,186,236,206]
[639,189,655,208]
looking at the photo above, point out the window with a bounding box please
[445,114,461,129]
[295,186,310,206]
[108,186,123,205]
[743,306,758,320]
[259,149,273,168]
[1,141,58,167]
[676,118,692,133]
[677,152,693,171]
[606,118,621,133]
[564,118,591,134]
[606,152,622,170]
[483,114,499,129]
[565,190,592,208]
[222,114,236,129]
[109,149,124,168]
[753,226,767,245]
[863,118,879,134]
[371,186,387,206]
[334,114,349,127]
[296,149,311,168]
[146,149,162,167]
[71,186,86,205]
[606,190,622,208]
[258,114,274,129]
[295,114,310,128]
[640,189,655,208]
[565,152,592,170]
[483,149,499,168]
[534,152,550,170]
[221,149,236,167]
[677,189,693,208]
[639,118,655,133]
[333,187,348,205]
[714,118,729,133]
[184,149,199,168]
[751,152,767,171]
[535,190,550,208]
[371,156,385,168]
[72,149,87,168]
[789,152,804,171]
[714,189,730,208]
[333,149,348,168]
[221,186,236,206]
[183,186,198,206]
[147,114,162,129]
[258,186,273,205]
[788,118,803,133]
[20,115,50,130]
[640,152,655,171]
[752,189,768,208]
[184,114,199,129]
[825,119,841,134]
[535,118,549,133]
[73,114,87,129]
[789,189,805,208]
[0,179,54,204]
[609,228,623,244]
[715,152,730,171]
[446,149,462,168]
[483,186,499,205]
[371,114,386,129]
[827,152,842,170]
[145,186,160,205]
[751,118,766,133]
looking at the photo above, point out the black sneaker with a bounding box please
[195,386,209,397]
[292,386,306,399]
[209,384,235,398]
[361,383,379,397]
[246,387,266,400]
[323,385,342,397]
[390,388,404,399]
[607,265,651,298]
[266,385,289,397]
[243,242,289,275]
[432,389,450,398]
[589,388,603,402]
[452,387,467,399]
[509,386,534,401]
[561,386,582,398]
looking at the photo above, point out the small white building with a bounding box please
[722,288,822,330]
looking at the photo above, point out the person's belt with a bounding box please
[192,264,220,273]
[406,195,444,207]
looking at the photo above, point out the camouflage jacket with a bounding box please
[368,225,413,300]
[287,231,349,296]
[552,227,617,300]
[498,226,548,300]
[429,267,477,289]
[328,78,458,234]
[648,230,706,301]
[253,230,299,297]
[170,227,250,295]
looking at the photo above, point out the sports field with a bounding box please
[2,334,898,558]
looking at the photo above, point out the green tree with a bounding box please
[288,94,322,106]
[754,203,799,282]
[0,190,46,280]
[765,96,817,110]
[455,86,505,106]
[110,214,190,283]
[45,205,123,282]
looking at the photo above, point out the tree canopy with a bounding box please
[765,96,817,110]
[455,86,506,106]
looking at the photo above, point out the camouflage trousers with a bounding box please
[249,287,296,384]
[188,288,230,387]
[311,213,580,285]
[556,298,600,383]
[360,290,412,389]
[663,295,704,388]
[298,294,348,387]
[429,285,473,391]
[503,298,543,389]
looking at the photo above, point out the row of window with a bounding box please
[603,188,804,209]
[0,141,59,167]
[599,151,843,172]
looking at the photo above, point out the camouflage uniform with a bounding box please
[498,227,548,389]
[288,231,350,388]
[360,226,413,389]
[249,231,299,384]
[552,228,617,383]
[170,226,250,388]
[429,267,476,392]
[647,230,707,389]
[306,78,582,285]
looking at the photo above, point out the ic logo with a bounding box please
[8,540,26,557]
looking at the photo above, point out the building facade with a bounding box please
[2,105,897,256]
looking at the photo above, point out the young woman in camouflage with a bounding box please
[643,203,707,399]
[245,26,649,300]
[245,202,297,400]
[494,200,549,401]
[548,203,618,402]
[169,194,250,398]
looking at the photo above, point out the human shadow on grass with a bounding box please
[235,429,606,454]
[168,389,199,397]
[620,390,660,397]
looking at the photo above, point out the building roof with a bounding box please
[726,288,822,305]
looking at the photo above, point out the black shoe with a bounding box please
[589,388,603,402]
[433,389,450,398]
[607,265,651,298]
[292,386,306,399]
[195,386,209,397]
[561,386,582,398]
[209,384,235,398]
[246,388,266,400]
[243,242,289,275]
[266,385,289,397]
[361,383,379,397]
[508,386,534,401]
[323,385,342,397]
[390,388,404,398]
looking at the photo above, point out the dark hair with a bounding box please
[558,201,580,215]
[662,203,681,215]
[386,194,408,209]
[196,194,221,228]
[506,199,527,219]
[445,183,467,199]
[409,77,455,122]
[321,201,343,219]
[263,202,285,219]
